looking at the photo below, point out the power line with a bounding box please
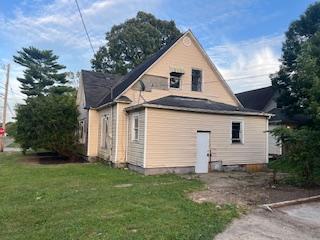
[74,0,96,55]
[227,73,271,81]
[74,0,115,99]
[73,1,273,99]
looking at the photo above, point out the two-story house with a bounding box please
[77,30,271,175]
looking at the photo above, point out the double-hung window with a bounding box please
[231,121,243,144]
[192,69,202,91]
[132,115,139,141]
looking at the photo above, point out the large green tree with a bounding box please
[271,2,320,115]
[270,3,320,185]
[14,47,79,158]
[15,93,79,158]
[13,47,71,97]
[91,11,181,74]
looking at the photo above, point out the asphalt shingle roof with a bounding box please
[81,70,122,108]
[145,95,263,114]
[97,33,183,106]
[236,86,274,111]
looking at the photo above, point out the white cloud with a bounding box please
[0,0,162,120]
[0,0,285,119]
[208,35,283,93]
[0,0,162,50]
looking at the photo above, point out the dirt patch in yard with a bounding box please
[22,152,86,165]
[186,172,320,206]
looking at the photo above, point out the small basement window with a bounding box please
[169,72,183,89]
[192,69,202,91]
[232,122,243,143]
[132,115,139,141]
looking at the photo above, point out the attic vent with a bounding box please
[183,36,191,46]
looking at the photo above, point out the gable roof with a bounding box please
[236,86,274,111]
[82,30,241,109]
[185,31,242,107]
[97,33,183,107]
[81,70,123,108]
[126,95,269,116]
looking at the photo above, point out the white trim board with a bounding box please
[143,108,148,168]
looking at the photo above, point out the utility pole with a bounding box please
[0,64,10,152]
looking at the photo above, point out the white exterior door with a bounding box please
[195,131,210,173]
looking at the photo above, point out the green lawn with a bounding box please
[0,153,238,240]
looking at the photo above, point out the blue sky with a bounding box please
[0,0,318,120]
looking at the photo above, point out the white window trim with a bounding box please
[230,120,244,144]
[114,105,119,163]
[100,116,104,148]
[131,113,139,141]
[100,114,109,149]
[191,68,203,92]
[143,108,148,168]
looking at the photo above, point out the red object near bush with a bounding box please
[0,127,5,136]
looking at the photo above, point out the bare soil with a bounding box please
[22,152,86,165]
[186,171,320,206]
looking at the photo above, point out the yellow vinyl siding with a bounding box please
[127,110,145,167]
[122,32,238,106]
[87,109,99,157]
[115,103,129,163]
[145,108,267,168]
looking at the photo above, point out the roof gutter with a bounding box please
[125,103,274,117]
[93,99,131,110]
[93,101,116,110]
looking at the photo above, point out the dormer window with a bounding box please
[169,72,183,89]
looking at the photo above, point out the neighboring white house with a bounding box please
[77,30,271,175]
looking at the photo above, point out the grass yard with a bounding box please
[0,153,238,240]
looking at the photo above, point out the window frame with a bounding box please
[231,120,244,144]
[79,120,85,144]
[131,114,139,141]
[191,68,203,92]
[169,72,182,89]
[100,114,109,149]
